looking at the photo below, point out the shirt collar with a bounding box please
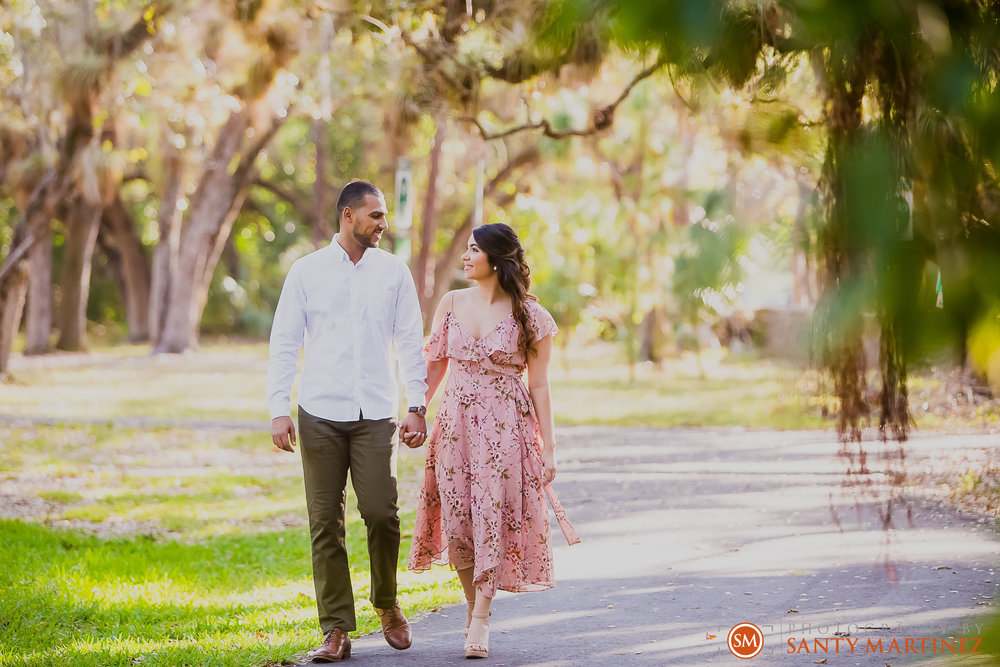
[330,233,379,266]
[329,234,352,263]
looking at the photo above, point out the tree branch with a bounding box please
[107,3,170,62]
[399,31,470,98]
[0,168,62,284]
[430,146,540,305]
[252,177,315,226]
[462,58,668,141]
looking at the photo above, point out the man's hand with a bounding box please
[271,416,297,452]
[399,412,427,449]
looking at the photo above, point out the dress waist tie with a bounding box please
[511,377,580,546]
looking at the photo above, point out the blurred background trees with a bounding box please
[2,0,999,440]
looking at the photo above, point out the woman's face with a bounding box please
[462,234,493,281]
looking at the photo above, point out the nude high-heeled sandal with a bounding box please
[464,612,490,659]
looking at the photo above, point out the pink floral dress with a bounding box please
[408,298,580,597]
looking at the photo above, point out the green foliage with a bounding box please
[586,0,1000,430]
[672,212,749,326]
[0,195,15,256]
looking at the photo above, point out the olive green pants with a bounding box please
[297,407,400,633]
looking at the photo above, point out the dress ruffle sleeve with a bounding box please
[528,300,559,343]
[423,313,450,361]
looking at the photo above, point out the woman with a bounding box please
[407,223,579,659]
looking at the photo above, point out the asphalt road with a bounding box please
[299,427,999,666]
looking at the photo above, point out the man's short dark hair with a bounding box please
[336,181,382,220]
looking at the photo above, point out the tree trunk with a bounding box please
[0,169,73,372]
[791,175,814,306]
[0,4,163,365]
[149,138,185,347]
[157,105,284,353]
[103,196,151,342]
[56,199,103,351]
[639,306,666,363]
[0,262,29,375]
[221,232,240,278]
[413,118,446,314]
[24,224,52,355]
[311,119,334,246]
[673,105,695,226]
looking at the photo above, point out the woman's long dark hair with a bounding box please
[471,223,537,358]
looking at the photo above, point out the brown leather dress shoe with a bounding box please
[374,604,412,650]
[312,628,351,662]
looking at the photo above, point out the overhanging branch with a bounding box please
[462,58,668,141]
[252,177,315,225]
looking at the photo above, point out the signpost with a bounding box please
[394,157,413,262]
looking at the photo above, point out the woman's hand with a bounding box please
[541,447,557,485]
[400,412,427,448]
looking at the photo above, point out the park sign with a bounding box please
[394,157,413,262]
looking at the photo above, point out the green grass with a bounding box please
[0,343,273,421]
[0,423,462,665]
[0,519,460,666]
[548,343,830,429]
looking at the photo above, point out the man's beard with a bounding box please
[354,230,378,248]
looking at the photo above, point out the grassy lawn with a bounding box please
[0,340,829,428]
[2,340,993,430]
[0,424,461,666]
[548,344,831,429]
[0,343,270,421]
[0,340,995,665]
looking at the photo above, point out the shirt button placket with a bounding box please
[351,264,363,417]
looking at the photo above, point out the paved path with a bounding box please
[300,427,998,666]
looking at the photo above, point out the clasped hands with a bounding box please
[270,412,427,452]
[399,412,427,448]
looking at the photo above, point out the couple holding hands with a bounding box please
[266,181,578,662]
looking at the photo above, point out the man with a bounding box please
[267,180,428,662]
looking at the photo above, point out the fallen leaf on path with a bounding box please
[706,633,716,640]
[787,608,799,613]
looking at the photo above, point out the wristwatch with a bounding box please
[408,405,427,418]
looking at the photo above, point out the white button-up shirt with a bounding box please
[266,235,428,421]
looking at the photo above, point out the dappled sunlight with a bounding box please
[1,517,460,665]
[513,426,1000,664]
[1,423,429,541]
